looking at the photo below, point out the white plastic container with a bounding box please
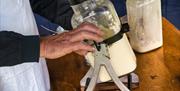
[126,0,163,53]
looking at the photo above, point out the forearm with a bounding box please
[0,31,40,67]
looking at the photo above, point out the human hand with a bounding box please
[40,23,103,59]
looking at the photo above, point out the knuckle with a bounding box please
[79,31,86,38]
[80,31,84,35]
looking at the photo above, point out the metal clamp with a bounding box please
[81,43,129,91]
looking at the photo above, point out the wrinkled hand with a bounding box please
[40,23,104,59]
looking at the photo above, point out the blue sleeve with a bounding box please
[162,0,180,29]
[0,31,40,66]
[34,13,59,36]
[111,0,127,17]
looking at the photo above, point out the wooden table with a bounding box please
[47,18,180,91]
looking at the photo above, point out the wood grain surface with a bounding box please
[47,18,180,91]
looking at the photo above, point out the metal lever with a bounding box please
[83,43,129,91]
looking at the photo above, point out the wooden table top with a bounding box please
[47,18,180,91]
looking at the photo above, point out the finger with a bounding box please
[71,42,95,52]
[77,22,104,36]
[70,31,103,42]
[75,50,88,56]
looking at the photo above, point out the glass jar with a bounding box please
[70,0,120,40]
